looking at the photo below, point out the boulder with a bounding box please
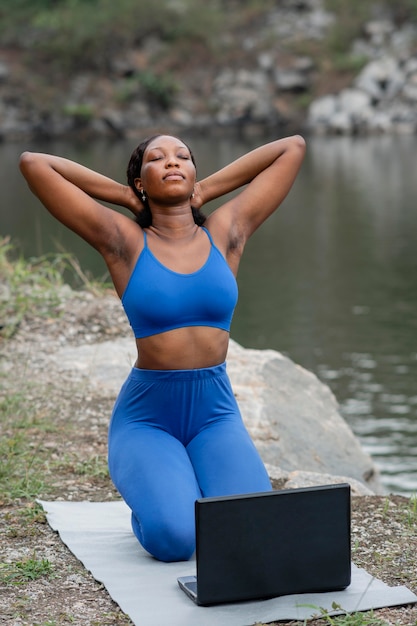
[354,56,405,101]
[265,464,374,496]
[338,88,372,116]
[211,68,275,124]
[363,19,394,47]
[307,21,417,136]
[307,94,337,128]
[226,340,381,493]
[329,110,353,134]
[274,68,310,92]
[307,90,373,134]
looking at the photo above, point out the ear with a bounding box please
[134,177,143,192]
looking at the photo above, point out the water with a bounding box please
[2,134,417,495]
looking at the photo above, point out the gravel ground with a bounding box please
[1,289,416,626]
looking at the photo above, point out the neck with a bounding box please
[149,203,197,239]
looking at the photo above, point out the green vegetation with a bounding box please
[0,554,54,586]
[0,387,55,502]
[1,0,417,120]
[0,239,112,505]
[52,453,110,480]
[0,237,68,338]
[405,494,417,527]
[137,70,179,111]
[324,0,417,55]
[301,604,390,625]
[0,376,110,503]
[0,237,109,338]
[311,0,417,75]
[0,0,223,71]
[63,103,95,122]
[115,70,179,110]
[324,0,417,26]
[4,0,415,80]
[323,0,370,57]
[256,604,394,625]
[382,493,417,528]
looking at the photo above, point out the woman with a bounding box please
[20,133,306,562]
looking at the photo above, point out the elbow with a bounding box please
[19,152,47,183]
[286,135,306,166]
[274,135,306,161]
[290,134,306,153]
[19,151,35,175]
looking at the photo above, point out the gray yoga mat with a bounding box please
[39,499,417,626]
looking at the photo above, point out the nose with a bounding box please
[166,154,179,167]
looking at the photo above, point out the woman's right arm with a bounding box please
[19,152,141,256]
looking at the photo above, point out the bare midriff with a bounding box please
[134,326,230,370]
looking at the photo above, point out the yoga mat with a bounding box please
[39,500,417,626]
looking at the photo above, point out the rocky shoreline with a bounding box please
[1,1,417,142]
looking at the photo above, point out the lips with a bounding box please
[163,172,185,180]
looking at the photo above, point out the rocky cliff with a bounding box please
[1,0,416,141]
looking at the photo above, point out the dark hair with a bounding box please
[126,134,206,228]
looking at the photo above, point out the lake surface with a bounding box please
[2,134,417,495]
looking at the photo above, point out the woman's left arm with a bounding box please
[198,135,306,239]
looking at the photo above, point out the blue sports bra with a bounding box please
[121,227,238,338]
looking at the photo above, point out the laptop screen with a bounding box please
[193,484,351,605]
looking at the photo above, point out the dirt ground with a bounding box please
[1,290,416,625]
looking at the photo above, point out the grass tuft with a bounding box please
[298,603,390,625]
[0,392,46,502]
[0,237,68,338]
[0,237,110,338]
[0,553,54,586]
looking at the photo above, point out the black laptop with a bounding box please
[178,483,351,606]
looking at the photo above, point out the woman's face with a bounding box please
[136,135,196,203]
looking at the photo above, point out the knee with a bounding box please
[152,525,195,562]
[132,514,195,563]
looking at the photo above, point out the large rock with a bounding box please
[308,30,417,135]
[226,340,381,493]
[211,68,275,124]
[50,336,382,494]
[265,465,374,496]
[307,88,375,134]
[354,56,405,101]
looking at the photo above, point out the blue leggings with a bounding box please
[108,362,272,562]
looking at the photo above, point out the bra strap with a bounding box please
[201,226,214,245]
[142,230,148,248]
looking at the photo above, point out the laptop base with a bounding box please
[177,576,198,603]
